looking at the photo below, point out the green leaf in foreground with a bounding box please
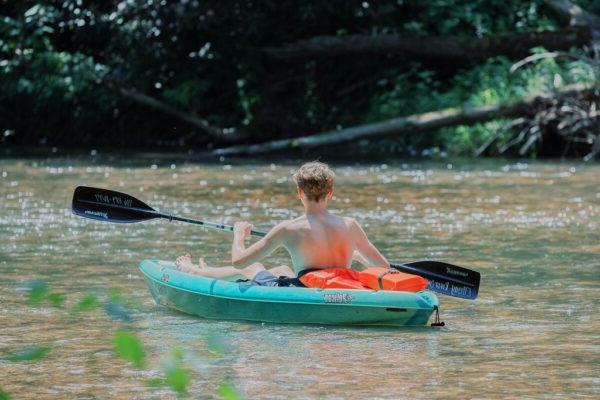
[46,293,65,308]
[113,329,145,369]
[165,366,189,395]
[218,379,242,400]
[0,387,10,400]
[164,349,189,394]
[4,345,51,362]
[26,281,48,305]
[146,378,164,388]
[104,301,133,322]
[73,294,99,313]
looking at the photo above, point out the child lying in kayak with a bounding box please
[175,161,390,287]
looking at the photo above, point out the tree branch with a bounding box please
[510,51,600,72]
[116,87,246,142]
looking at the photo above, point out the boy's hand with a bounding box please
[234,221,252,241]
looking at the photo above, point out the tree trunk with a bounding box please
[263,27,593,62]
[542,0,600,29]
[211,84,598,157]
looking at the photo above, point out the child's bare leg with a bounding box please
[192,258,243,278]
[176,257,266,280]
[175,254,199,274]
[197,259,267,279]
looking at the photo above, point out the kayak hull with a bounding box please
[139,259,439,327]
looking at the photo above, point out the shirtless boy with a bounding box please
[175,161,389,287]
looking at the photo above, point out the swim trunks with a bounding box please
[249,271,307,287]
[251,270,281,287]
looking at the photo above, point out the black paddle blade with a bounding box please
[391,261,480,300]
[72,186,159,223]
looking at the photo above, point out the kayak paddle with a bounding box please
[72,186,480,300]
[72,186,267,236]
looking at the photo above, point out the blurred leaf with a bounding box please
[146,378,164,388]
[104,301,133,322]
[113,329,145,369]
[25,281,48,305]
[163,349,189,394]
[73,294,99,313]
[165,366,189,395]
[46,293,65,309]
[0,387,10,400]
[108,288,124,303]
[4,345,50,362]
[218,379,242,400]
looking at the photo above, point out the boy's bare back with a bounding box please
[231,161,388,276]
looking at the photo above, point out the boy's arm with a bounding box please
[231,221,288,267]
[349,218,389,268]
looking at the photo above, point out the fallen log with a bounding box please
[542,0,600,30]
[211,84,599,157]
[262,27,593,62]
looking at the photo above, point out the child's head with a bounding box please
[292,161,335,202]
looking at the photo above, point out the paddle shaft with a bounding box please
[166,214,267,237]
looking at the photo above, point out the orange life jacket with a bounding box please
[299,267,428,292]
[358,267,428,292]
[299,268,369,290]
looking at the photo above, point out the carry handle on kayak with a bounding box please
[72,186,480,300]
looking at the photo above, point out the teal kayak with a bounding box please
[139,259,440,327]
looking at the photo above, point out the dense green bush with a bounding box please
[367,54,598,156]
[0,1,598,156]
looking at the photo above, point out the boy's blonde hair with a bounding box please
[292,161,335,202]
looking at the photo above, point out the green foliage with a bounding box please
[45,293,65,308]
[165,365,189,395]
[26,280,48,305]
[163,79,211,110]
[144,350,191,395]
[0,0,597,157]
[4,345,50,362]
[367,52,598,156]
[218,379,242,400]
[103,301,133,322]
[146,378,164,388]
[113,329,145,369]
[23,280,64,308]
[0,387,10,400]
[73,294,99,313]
[163,349,190,395]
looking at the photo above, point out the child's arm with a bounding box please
[231,220,289,267]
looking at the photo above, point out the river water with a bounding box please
[1,155,598,399]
